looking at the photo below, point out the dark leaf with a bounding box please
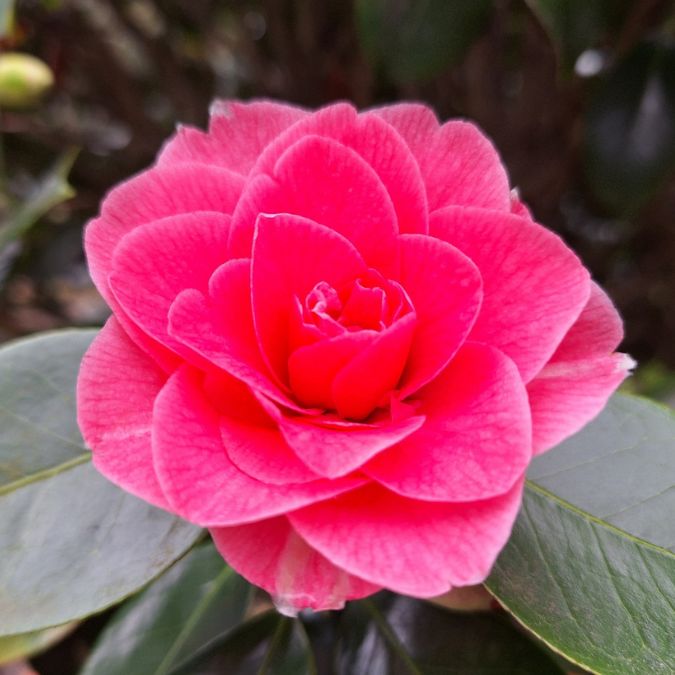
[336,593,564,674]
[355,0,492,83]
[584,40,675,214]
[0,330,201,636]
[487,394,675,674]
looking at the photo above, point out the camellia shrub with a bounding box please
[0,100,673,675]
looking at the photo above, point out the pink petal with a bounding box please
[396,234,483,397]
[260,395,426,478]
[243,103,428,234]
[242,102,427,236]
[340,112,428,234]
[168,260,308,413]
[365,343,531,501]
[205,370,321,485]
[288,330,378,410]
[332,312,417,420]
[528,355,632,455]
[246,102,359,176]
[230,136,399,270]
[375,104,511,212]
[550,282,624,361]
[527,283,631,454]
[157,99,308,174]
[77,317,169,509]
[152,366,367,527]
[86,163,243,304]
[251,213,366,384]
[109,212,230,356]
[221,417,322,485]
[210,517,380,611]
[289,480,525,597]
[431,206,591,382]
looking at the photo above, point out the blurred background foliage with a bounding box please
[1,1,675,672]
[1,0,675,394]
[1,0,675,406]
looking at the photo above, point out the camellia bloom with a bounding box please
[77,100,632,611]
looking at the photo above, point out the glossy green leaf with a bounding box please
[525,0,632,71]
[355,0,491,83]
[0,623,75,665]
[336,593,564,674]
[487,394,675,674]
[0,330,201,636]
[584,40,675,214]
[80,543,252,675]
[0,149,76,250]
[168,611,316,675]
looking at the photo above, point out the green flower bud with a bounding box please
[0,52,54,109]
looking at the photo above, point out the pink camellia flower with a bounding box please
[77,100,632,611]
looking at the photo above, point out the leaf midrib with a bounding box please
[524,479,675,560]
[0,453,90,497]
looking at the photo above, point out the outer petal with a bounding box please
[528,283,632,454]
[396,234,483,397]
[77,317,169,509]
[86,163,243,304]
[549,282,624,361]
[243,103,428,234]
[251,213,366,383]
[109,212,230,355]
[168,260,309,413]
[365,343,531,501]
[157,99,308,174]
[230,135,399,270]
[152,366,366,527]
[374,103,511,212]
[259,395,426,479]
[289,480,525,597]
[430,206,591,382]
[210,517,380,611]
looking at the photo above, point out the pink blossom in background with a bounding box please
[77,100,632,611]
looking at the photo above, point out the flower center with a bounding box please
[287,269,417,417]
[301,269,413,338]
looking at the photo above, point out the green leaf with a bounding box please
[80,543,252,675]
[525,0,632,72]
[0,623,76,665]
[0,330,201,636]
[355,0,492,83]
[336,593,564,674]
[168,611,316,675]
[0,149,76,250]
[584,40,675,214]
[487,394,675,674]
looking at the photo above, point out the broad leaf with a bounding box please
[584,40,675,214]
[168,611,316,675]
[355,0,491,83]
[487,394,675,674]
[0,330,201,636]
[336,593,564,674]
[80,542,251,675]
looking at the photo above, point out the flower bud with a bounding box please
[0,52,54,109]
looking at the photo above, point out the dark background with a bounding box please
[2,0,675,387]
